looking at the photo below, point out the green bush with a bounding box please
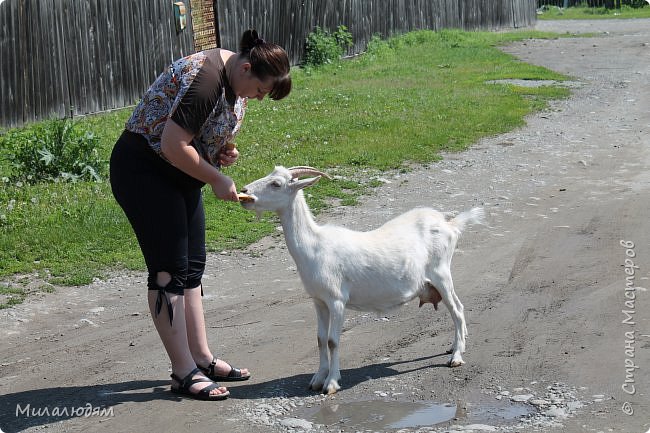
[304,25,353,67]
[1,119,104,183]
[363,34,394,61]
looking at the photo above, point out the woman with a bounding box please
[110,29,291,400]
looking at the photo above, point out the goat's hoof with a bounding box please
[309,383,323,392]
[323,380,341,395]
[448,358,465,368]
[309,372,328,392]
[309,381,324,392]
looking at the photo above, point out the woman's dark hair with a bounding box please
[239,29,291,100]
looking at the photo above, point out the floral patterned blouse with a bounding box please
[125,49,247,168]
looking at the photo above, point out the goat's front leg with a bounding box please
[309,299,330,392]
[322,299,345,394]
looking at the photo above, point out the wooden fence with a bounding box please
[215,0,537,65]
[0,0,194,128]
[0,0,536,129]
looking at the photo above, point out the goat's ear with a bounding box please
[292,176,321,191]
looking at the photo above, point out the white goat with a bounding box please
[241,166,484,394]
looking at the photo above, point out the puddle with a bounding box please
[300,400,456,429]
[459,400,534,424]
[297,398,535,430]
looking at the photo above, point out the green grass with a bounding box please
[0,286,27,309]
[538,4,650,19]
[0,29,572,306]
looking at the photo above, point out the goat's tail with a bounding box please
[450,207,485,232]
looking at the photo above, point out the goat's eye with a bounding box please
[271,180,282,187]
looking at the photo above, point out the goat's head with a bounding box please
[240,166,330,213]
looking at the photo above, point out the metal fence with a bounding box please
[0,0,536,129]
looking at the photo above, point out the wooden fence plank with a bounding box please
[0,0,19,126]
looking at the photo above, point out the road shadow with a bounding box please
[0,353,449,432]
[0,379,171,433]
[227,353,451,400]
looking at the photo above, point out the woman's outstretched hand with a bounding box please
[211,173,239,202]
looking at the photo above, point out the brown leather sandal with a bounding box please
[198,357,251,382]
[170,367,230,400]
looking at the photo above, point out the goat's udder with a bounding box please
[418,283,442,310]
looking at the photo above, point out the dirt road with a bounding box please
[1,19,649,433]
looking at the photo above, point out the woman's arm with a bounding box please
[160,119,239,201]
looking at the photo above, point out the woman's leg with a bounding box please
[182,191,249,377]
[184,287,249,377]
[149,275,228,397]
[110,133,226,397]
[184,286,216,366]
[148,282,194,374]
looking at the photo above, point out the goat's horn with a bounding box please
[288,166,331,180]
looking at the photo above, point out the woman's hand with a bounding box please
[219,143,239,167]
[210,173,239,202]
[160,122,239,201]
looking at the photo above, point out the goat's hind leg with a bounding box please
[451,289,468,341]
[430,272,467,367]
[309,299,331,392]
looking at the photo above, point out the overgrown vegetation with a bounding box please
[303,25,354,67]
[0,29,571,307]
[1,119,104,183]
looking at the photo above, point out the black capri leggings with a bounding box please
[110,130,206,313]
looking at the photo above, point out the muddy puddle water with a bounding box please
[298,398,534,430]
[301,400,456,429]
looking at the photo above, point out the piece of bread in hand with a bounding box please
[237,193,254,202]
